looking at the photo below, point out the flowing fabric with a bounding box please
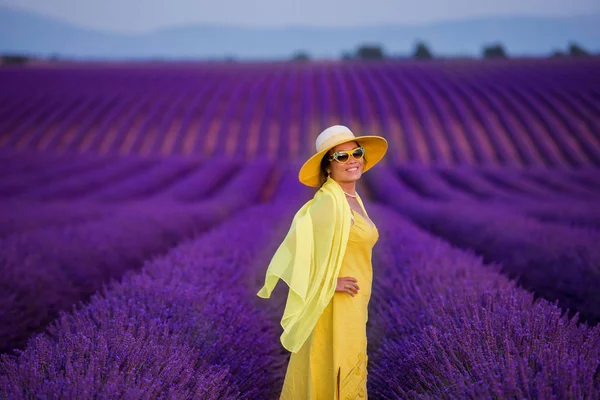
[256,176,352,353]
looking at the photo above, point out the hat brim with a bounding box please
[298,136,388,187]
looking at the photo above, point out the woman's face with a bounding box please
[326,141,365,184]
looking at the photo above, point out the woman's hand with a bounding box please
[336,276,359,297]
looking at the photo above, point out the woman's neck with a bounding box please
[337,181,357,195]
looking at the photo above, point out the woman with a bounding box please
[257,124,388,399]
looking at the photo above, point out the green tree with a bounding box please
[291,51,310,62]
[482,43,508,59]
[412,41,433,59]
[568,42,589,56]
[1,54,30,66]
[355,44,385,60]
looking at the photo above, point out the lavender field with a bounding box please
[1,58,600,399]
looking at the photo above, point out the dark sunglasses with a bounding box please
[328,146,365,164]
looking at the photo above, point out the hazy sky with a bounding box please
[2,0,599,33]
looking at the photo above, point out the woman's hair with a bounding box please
[319,151,331,182]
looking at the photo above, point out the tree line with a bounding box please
[1,40,595,66]
[292,40,595,61]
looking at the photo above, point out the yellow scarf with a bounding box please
[257,176,360,353]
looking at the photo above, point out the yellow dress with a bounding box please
[279,207,379,400]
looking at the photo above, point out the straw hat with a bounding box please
[298,125,388,187]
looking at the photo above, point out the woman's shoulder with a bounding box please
[312,186,335,208]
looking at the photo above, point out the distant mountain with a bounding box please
[1,6,599,60]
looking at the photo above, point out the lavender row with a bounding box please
[512,201,600,231]
[0,154,118,198]
[0,172,309,399]
[6,154,242,203]
[566,168,600,191]
[0,204,212,354]
[366,166,600,325]
[366,204,600,399]
[447,167,600,229]
[519,168,600,199]
[0,150,82,178]
[75,157,201,202]
[398,164,600,203]
[0,161,274,354]
[396,165,600,230]
[148,158,240,202]
[2,60,600,166]
[445,166,598,201]
[5,156,154,200]
[0,201,116,238]
[379,61,599,166]
[0,157,270,240]
[484,62,600,165]
[0,157,244,236]
[434,165,600,203]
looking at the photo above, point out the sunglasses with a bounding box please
[328,146,365,164]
